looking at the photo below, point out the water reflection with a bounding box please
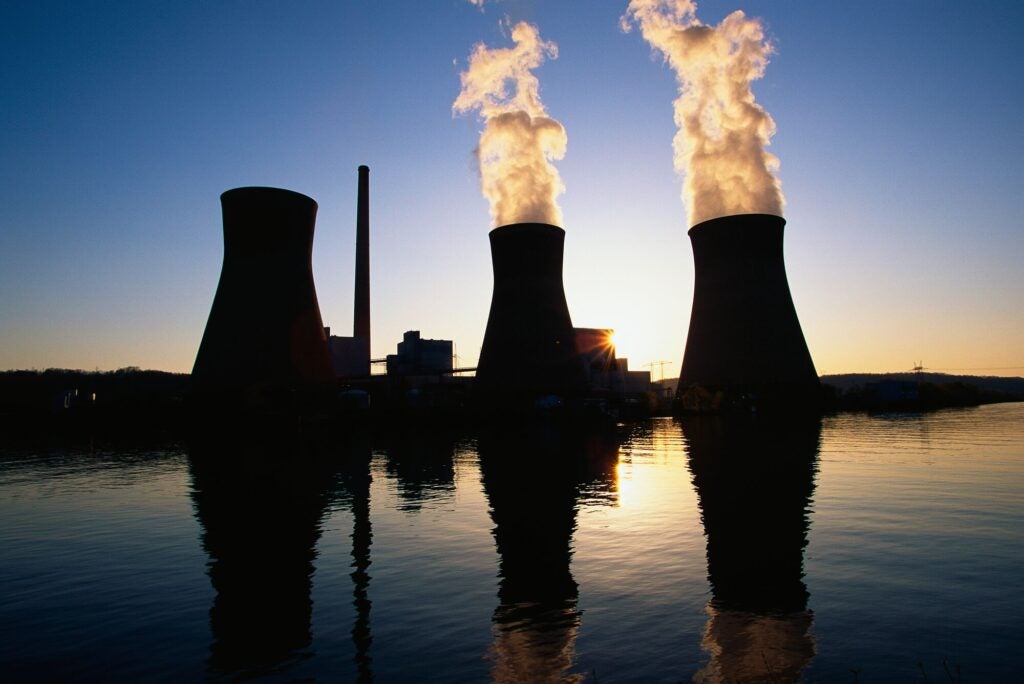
[382,429,457,511]
[187,430,374,681]
[335,433,374,683]
[682,416,821,683]
[478,425,620,683]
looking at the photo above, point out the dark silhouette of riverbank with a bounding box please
[1,368,1021,437]
[820,372,1024,412]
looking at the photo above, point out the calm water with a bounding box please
[1,403,1022,682]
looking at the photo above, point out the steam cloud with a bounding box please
[453,21,567,228]
[623,0,784,226]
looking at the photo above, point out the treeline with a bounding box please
[821,373,1024,412]
[0,368,191,432]
[821,372,1024,396]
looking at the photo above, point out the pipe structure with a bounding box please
[353,165,370,351]
[678,214,819,409]
[192,187,335,404]
[475,223,587,404]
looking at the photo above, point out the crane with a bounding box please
[644,360,673,382]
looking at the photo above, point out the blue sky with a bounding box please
[2,1,1022,376]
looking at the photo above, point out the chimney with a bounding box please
[475,223,586,404]
[677,214,818,408]
[354,166,370,357]
[192,187,335,399]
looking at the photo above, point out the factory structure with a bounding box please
[191,165,819,417]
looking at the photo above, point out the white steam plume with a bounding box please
[453,21,567,228]
[622,0,784,227]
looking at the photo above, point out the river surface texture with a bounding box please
[2,403,1022,682]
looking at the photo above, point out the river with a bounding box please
[2,403,1022,681]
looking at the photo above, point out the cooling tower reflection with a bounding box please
[682,415,821,683]
[187,431,373,681]
[478,425,620,682]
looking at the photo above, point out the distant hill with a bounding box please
[655,372,1024,412]
[821,372,1024,398]
[657,372,1024,397]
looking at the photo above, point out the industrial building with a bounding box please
[386,331,453,377]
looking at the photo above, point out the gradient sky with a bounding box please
[2,1,1022,377]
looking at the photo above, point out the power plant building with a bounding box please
[386,331,453,377]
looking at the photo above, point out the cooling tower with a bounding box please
[192,187,335,404]
[475,223,586,403]
[678,214,819,409]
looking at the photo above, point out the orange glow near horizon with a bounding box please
[614,459,635,508]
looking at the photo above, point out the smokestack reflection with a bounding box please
[682,415,820,682]
[334,433,375,683]
[478,426,620,682]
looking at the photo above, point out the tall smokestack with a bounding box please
[354,165,370,354]
[192,187,335,402]
[475,223,586,403]
[677,214,818,408]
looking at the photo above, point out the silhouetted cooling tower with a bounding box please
[475,223,586,403]
[678,214,819,408]
[192,187,335,403]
